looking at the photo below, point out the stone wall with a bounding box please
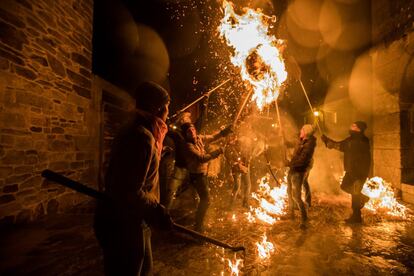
[0,0,98,224]
[371,0,414,199]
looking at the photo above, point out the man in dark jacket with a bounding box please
[94,82,172,276]
[321,121,371,223]
[181,122,232,231]
[287,124,316,228]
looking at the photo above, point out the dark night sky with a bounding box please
[92,0,371,120]
[92,0,292,113]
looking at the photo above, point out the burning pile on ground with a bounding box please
[245,174,289,225]
[362,177,408,219]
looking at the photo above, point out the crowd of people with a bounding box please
[94,81,372,275]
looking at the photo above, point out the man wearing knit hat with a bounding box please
[321,121,371,224]
[95,81,172,275]
[286,124,317,229]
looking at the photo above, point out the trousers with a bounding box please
[287,170,309,222]
[163,166,188,210]
[95,214,153,276]
[231,170,251,205]
[189,173,210,229]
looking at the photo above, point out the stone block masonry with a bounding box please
[371,0,414,201]
[0,0,98,224]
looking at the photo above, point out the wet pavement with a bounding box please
[1,183,414,276]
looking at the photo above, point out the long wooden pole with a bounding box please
[233,90,253,125]
[172,223,245,252]
[275,100,287,161]
[299,80,322,133]
[169,78,231,120]
[41,170,245,252]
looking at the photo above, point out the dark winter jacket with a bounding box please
[289,135,317,172]
[225,141,251,174]
[96,110,167,226]
[185,133,223,174]
[167,129,187,168]
[324,132,371,179]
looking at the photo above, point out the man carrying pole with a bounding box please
[94,82,172,276]
[181,122,233,232]
[285,124,317,229]
[161,112,192,210]
[226,134,252,209]
[321,121,371,224]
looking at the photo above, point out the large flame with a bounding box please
[362,177,407,218]
[218,0,288,110]
[227,257,243,276]
[245,174,289,225]
[256,233,275,260]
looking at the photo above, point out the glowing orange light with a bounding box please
[227,257,243,276]
[362,177,407,218]
[245,174,288,225]
[232,213,237,221]
[256,233,275,260]
[218,0,288,110]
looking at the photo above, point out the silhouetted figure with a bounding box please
[94,82,172,276]
[181,122,232,232]
[226,135,252,208]
[286,124,316,229]
[321,121,371,224]
[161,112,192,210]
[161,100,209,210]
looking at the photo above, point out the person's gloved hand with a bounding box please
[220,125,234,137]
[155,204,173,230]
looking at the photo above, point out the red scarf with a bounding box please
[135,109,168,157]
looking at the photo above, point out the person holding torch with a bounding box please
[181,122,233,232]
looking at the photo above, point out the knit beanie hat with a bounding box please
[134,81,170,113]
[181,122,195,134]
[354,121,367,132]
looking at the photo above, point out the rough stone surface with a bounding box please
[15,209,31,224]
[0,0,97,224]
[46,199,59,215]
[371,0,414,199]
[3,184,18,193]
[0,194,15,204]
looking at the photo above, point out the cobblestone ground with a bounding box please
[1,182,414,276]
